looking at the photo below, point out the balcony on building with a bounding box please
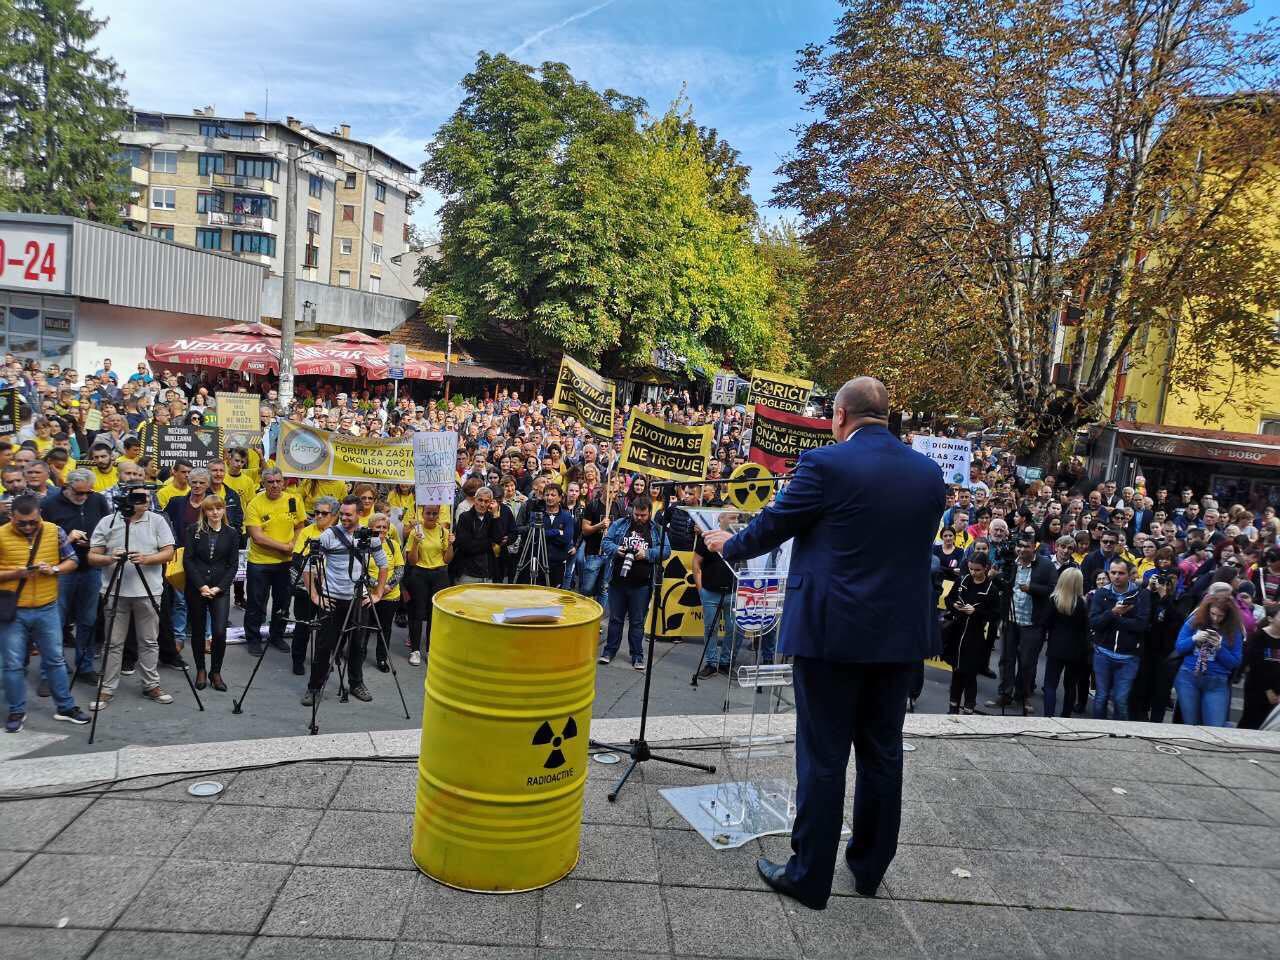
[210,170,277,197]
[204,209,275,233]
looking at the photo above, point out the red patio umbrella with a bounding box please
[147,332,358,377]
[318,331,443,381]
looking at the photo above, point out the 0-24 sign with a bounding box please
[0,222,70,294]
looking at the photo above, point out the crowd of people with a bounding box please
[1,353,1277,735]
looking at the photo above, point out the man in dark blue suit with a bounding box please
[703,377,946,910]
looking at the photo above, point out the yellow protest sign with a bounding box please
[551,354,616,440]
[647,551,704,638]
[619,411,713,482]
[275,420,414,484]
[217,393,260,452]
[748,368,815,415]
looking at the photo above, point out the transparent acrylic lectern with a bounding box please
[659,508,819,849]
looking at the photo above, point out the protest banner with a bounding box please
[0,388,22,435]
[551,354,616,440]
[619,411,713,482]
[275,420,414,484]
[413,430,458,506]
[217,393,260,452]
[139,424,220,470]
[647,551,703,639]
[911,435,973,487]
[747,368,814,415]
[748,403,834,473]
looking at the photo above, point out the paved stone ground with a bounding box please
[1,719,1277,959]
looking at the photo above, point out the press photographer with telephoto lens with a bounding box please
[598,496,670,671]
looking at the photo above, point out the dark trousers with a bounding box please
[949,670,977,710]
[1043,657,1089,718]
[373,599,397,664]
[1129,645,1174,723]
[405,566,451,654]
[291,591,316,670]
[603,581,650,662]
[185,589,230,674]
[785,656,913,906]
[244,562,292,649]
[1016,625,1044,705]
[310,597,364,692]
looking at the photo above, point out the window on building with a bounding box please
[371,243,382,264]
[340,238,353,256]
[403,223,410,244]
[307,210,321,234]
[309,174,323,199]
[200,121,259,139]
[338,270,352,287]
[304,243,319,268]
[233,232,276,256]
[405,194,412,214]
[374,180,387,202]
[369,275,380,293]
[197,153,225,176]
[151,187,176,209]
[342,204,355,222]
[233,156,277,180]
[196,192,222,213]
[231,194,274,218]
[196,228,222,250]
[149,225,175,241]
[152,150,178,174]
[345,172,357,189]
[372,212,384,234]
[115,146,143,173]
[1262,419,1280,437]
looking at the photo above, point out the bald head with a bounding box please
[832,377,889,440]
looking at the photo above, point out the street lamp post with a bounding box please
[443,314,458,404]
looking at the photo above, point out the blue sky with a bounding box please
[93,0,842,232]
[93,0,1279,234]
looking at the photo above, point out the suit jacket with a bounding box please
[1008,555,1057,626]
[1128,509,1151,537]
[722,425,946,663]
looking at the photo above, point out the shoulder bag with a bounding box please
[0,525,45,622]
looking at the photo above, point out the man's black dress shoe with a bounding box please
[844,848,879,898]
[756,858,827,910]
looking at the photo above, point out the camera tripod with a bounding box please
[85,511,205,745]
[515,517,551,586]
[306,536,411,735]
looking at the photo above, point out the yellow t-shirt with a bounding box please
[155,479,190,509]
[90,465,118,492]
[300,478,349,514]
[387,488,416,514]
[34,436,53,455]
[245,491,306,565]
[221,469,258,507]
[372,534,404,602]
[292,523,325,579]
[406,522,450,570]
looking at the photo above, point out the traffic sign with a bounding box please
[388,343,406,380]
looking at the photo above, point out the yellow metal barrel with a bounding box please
[412,584,603,892]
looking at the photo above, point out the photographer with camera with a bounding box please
[1129,546,1181,722]
[303,496,388,706]
[598,495,670,670]
[86,481,176,710]
[2,495,89,732]
[289,496,339,676]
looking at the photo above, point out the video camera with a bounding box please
[112,482,158,514]
[529,511,547,528]
[351,525,376,550]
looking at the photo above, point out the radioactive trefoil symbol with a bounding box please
[532,717,578,769]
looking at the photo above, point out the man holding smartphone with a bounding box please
[1087,558,1149,720]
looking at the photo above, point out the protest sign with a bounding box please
[747,368,814,415]
[551,354,616,440]
[619,411,713,481]
[275,420,414,484]
[413,430,458,506]
[140,424,220,470]
[748,403,834,473]
[911,435,973,487]
[0,388,21,435]
[216,393,260,452]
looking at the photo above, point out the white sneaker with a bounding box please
[408,651,422,666]
[598,655,611,665]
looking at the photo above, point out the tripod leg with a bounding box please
[607,758,641,803]
[232,632,274,715]
[87,559,126,745]
[136,563,203,712]
[369,601,411,720]
[691,594,724,688]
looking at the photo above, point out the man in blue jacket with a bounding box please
[599,496,671,670]
[703,377,945,910]
[1087,557,1150,720]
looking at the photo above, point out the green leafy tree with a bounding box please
[0,0,129,222]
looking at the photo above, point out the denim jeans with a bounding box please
[1173,671,1231,727]
[562,544,582,591]
[3,602,75,715]
[171,588,189,644]
[700,588,736,667]
[244,562,293,648]
[579,554,606,600]
[57,566,102,674]
[1092,649,1140,721]
[603,581,650,663]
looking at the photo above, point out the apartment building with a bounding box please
[114,108,420,293]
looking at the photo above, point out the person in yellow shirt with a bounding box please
[353,483,377,526]
[88,443,118,492]
[299,477,349,515]
[243,467,306,657]
[403,503,454,666]
[368,512,405,672]
[155,460,193,509]
[32,417,54,455]
[221,448,260,506]
[387,483,416,515]
[287,495,338,675]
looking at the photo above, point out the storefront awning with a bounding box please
[1113,421,1280,469]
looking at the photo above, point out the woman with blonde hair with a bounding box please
[183,494,239,691]
[1042,568,1089,718]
